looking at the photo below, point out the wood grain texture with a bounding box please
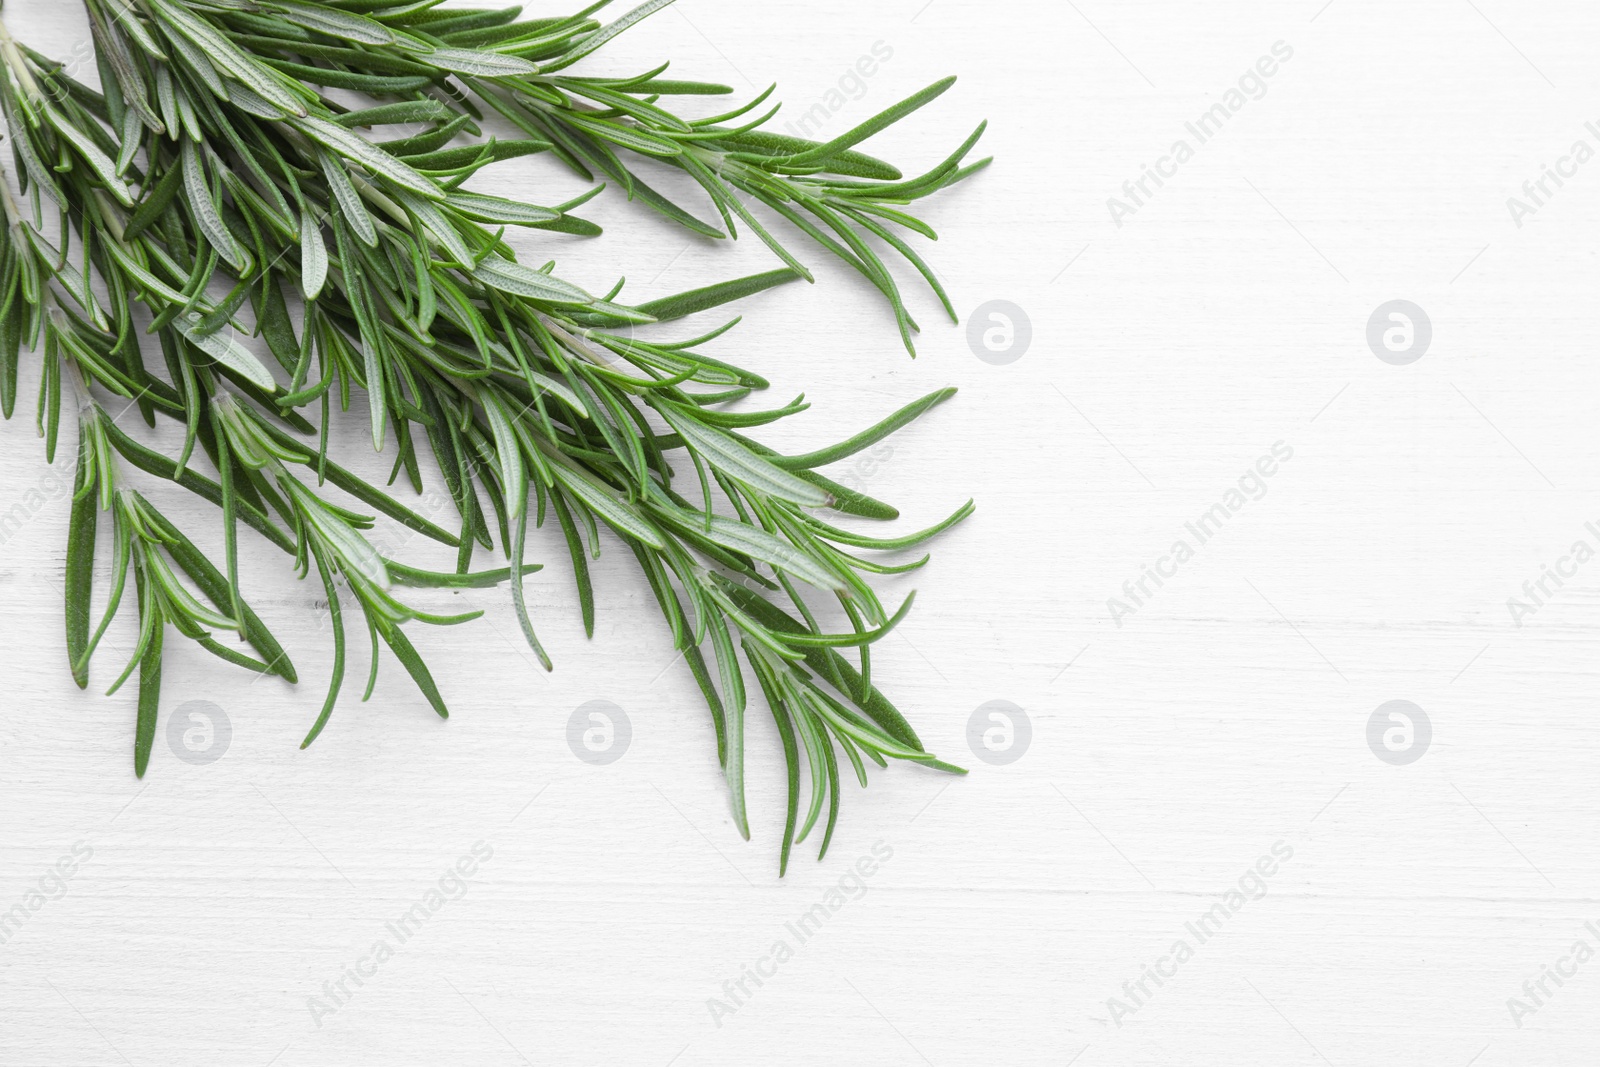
[3,0,1599,1064]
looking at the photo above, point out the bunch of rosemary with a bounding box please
[0,0,986,870]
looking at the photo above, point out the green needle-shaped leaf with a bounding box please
[295,115,441,197]
[426,48,541,77]
[472,257,594,304]
[178,315,278,393]
[65,433,97,689]
[773,387,956,470]
[658,404,829,507]
[633,268,800,322]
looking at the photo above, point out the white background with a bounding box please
[3,0,1598,1064]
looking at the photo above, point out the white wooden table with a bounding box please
[3,1,1598,1063]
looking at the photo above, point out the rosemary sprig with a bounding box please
[0,0,983,870]
[104,0,991,354]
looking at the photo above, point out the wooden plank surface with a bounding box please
[3,0,1598,1063]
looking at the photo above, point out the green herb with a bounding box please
[0,0,983,871]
